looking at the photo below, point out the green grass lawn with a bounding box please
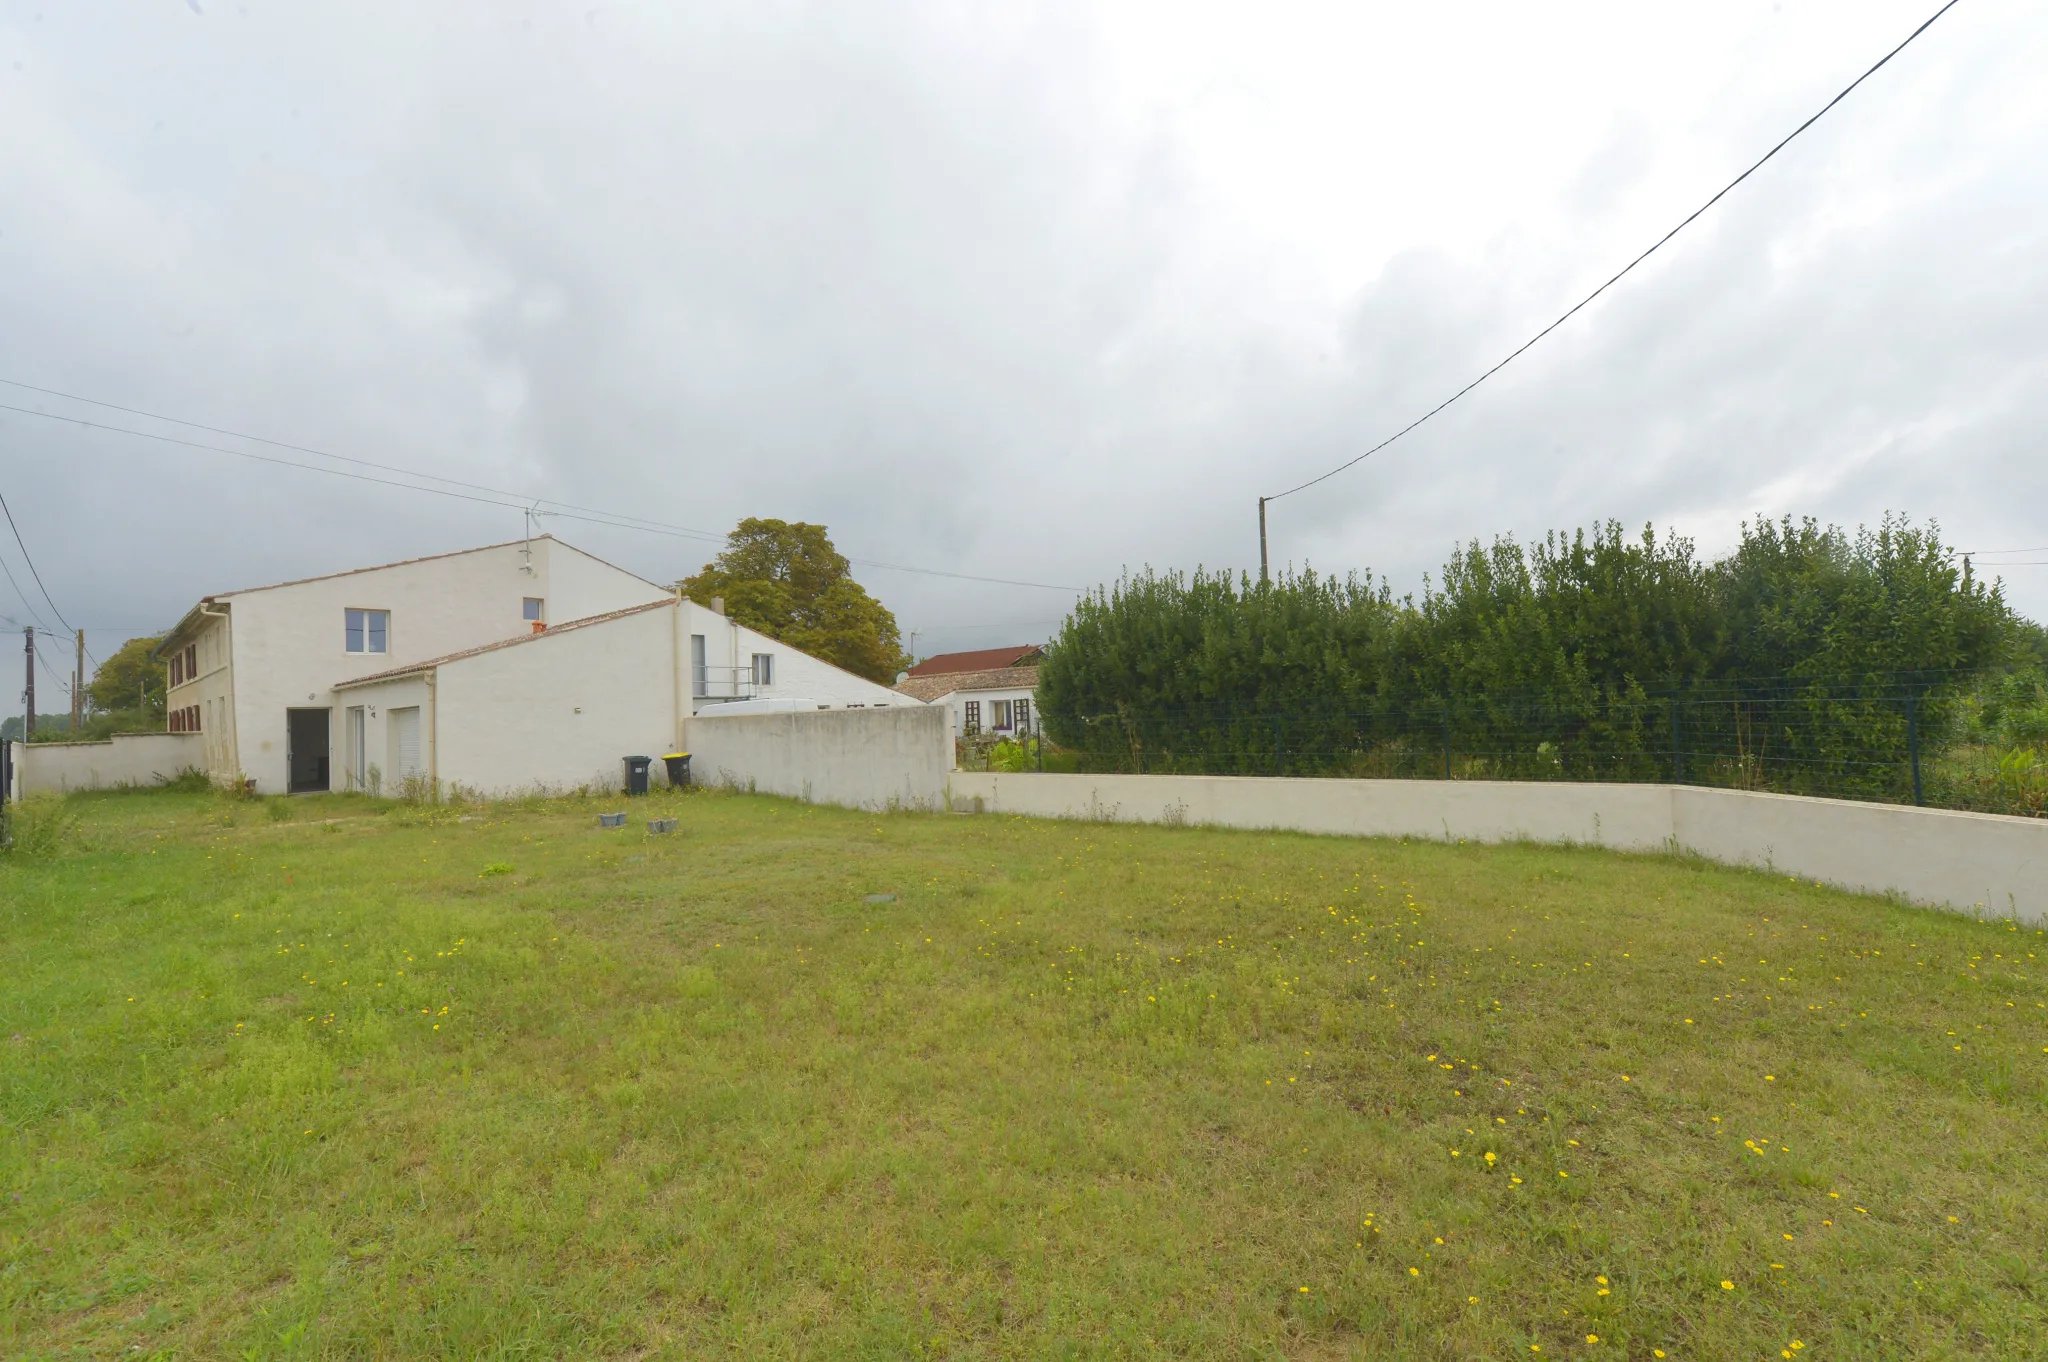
[3,787,2045,1360]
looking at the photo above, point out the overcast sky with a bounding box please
[2,0,2044,715]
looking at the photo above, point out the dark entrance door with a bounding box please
[286,708,331,793]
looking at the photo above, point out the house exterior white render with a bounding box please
[681,603,910,713]
[933,683,1038,740]
[892,664,1040,740]
[157,536,673,793]
[334,597,913,796]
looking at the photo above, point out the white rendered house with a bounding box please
[155,535,910,795]
[892,646,1042,740]
[333,595,909,797]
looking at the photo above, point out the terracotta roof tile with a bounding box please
[906,645,1043,677]
[892,664,1038,702]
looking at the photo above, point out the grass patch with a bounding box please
[3,787,2045,1358]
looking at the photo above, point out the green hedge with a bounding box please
[1038,516,2026,804]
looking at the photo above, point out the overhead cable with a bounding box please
[1264,0,1964,502]
[0,488,76,637]
[0,543,56,635]
[0,397,1081,594]
[0,377,723,540]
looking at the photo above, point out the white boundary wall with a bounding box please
[8,733,206,797]
[950,772,2048,925]
[687,706,951,811]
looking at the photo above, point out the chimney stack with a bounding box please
[710,596,724,616]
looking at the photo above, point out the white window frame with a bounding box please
[751,653,774,687]
[345,608,390,655]
[523,597,545,623]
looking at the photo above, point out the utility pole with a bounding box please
[72,629,84,732]
[1258,497,1269,586]
[23,627,34,740]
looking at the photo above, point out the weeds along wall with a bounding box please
[950,772,2048,926]
[8,733,206,797]
[684,705,951,811]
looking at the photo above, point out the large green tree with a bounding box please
[678,519,907,684]
[87,635,167,719]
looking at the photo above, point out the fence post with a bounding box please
[1670,692,1683,784]
[1907,690,1924,807]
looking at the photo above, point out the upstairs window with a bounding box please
[523,597,545,623]
[169,653,183,687]
[345,608,390,655]
[751,653,774,686]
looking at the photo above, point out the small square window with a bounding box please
[523,597,545,622]
[346,608,390,654]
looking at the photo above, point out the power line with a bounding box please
[0,539,56,635]
[0,377,726,541]
[532,507,1080,591]
[0,488,78,642]
[1265,0,1963,503]
[0,393,1083,593]
[2,402,555,517]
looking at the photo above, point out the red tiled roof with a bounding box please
[906,645,1043,677]
[892,665,1038,702]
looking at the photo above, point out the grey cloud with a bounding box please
[0,0,2043,701]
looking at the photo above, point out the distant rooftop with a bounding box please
[905,645,1043,678]
[893,664,1039,704]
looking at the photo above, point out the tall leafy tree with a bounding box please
[678,519,907,684]
[1715,515,2006,680]
[87,635,167,719]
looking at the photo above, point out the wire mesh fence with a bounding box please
[1041,670,2048,819]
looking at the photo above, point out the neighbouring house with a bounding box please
[893,645,1044,740]
[153,535,911,796]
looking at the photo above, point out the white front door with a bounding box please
[346,706,367,790]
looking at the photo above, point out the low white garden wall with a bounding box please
[949,771,2048,925]
[8,733,205,797]
[685,705,951,811]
